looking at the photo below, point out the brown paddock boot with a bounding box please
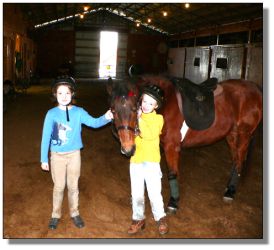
[157,216,169,235]
[127,219,145,234]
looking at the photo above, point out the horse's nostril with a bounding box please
[120,147,126,155]
[121,145,136,157]
[128,145,136,156]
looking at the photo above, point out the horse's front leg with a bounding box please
[163,141,181,214]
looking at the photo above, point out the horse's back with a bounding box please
[220,79,262,96]
[219,79,262,131]
[220,79,262,113]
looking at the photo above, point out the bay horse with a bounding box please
[107,75,262,213]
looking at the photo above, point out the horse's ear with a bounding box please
[106,77,113,95]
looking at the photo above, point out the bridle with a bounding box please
[110,93,140,139]
[111,111,140,139]
[117,124,138,133]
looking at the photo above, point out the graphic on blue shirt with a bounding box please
[51,122,72,146]
[41,106,110,163]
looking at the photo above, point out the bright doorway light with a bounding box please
[99,31,118,78]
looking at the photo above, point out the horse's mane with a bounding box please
[137,74,176,98]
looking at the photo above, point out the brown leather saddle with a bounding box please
[172,77,218,130]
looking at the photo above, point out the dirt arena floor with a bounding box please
[3,79,263,240]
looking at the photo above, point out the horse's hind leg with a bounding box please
[224,128,253,201]
[224,166,239,202]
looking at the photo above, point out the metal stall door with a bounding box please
[75,31,100,78]
[116,33,128,79]
[184,47,210,84]
[210,45,244,82]
[167,48,186,78]
[245,46,263,87]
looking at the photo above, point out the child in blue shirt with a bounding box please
[40,76,113,230]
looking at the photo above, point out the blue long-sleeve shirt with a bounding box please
[40,106,111,163]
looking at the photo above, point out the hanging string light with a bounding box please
[163,11,168,17]
[185,3,190,8]
[147,18,151,23]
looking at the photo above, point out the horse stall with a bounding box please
[167,48,186,78]
[168,44,263,87]
[3,3,263,240]
[245,45,263,87]
[210,45,245,82]
[184,47,211,84]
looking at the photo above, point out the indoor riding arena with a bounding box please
[3,3,263,240]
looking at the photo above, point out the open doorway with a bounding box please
[99,31,118,78]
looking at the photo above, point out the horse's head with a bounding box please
[107,77,139,157]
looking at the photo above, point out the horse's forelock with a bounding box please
[112,81,134,98]
[113,83,126,96]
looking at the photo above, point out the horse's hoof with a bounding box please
[223,188,235,203]
[223,196,234,203]
[167,206,177,215]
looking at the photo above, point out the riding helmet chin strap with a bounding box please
[66,105,70,122]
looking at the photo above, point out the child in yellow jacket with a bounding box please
[127,84,168,235]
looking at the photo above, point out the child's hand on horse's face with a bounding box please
[137,107,142,118]
[41,162,49,171]
[105,109,114,120]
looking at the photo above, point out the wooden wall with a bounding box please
[34,30,168,78]
[34,30,75,78]
[127,34,168,75]
[3,4,37,82]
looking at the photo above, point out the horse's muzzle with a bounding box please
[121,145,136,157]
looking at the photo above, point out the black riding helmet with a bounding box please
[142,84,164,109]
[52,75,76,95]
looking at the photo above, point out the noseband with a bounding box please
[111,120,140,140]
[117,125,137,133]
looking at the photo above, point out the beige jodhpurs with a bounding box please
[50,150,81,218]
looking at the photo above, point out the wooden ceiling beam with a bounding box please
[170,18,263,40]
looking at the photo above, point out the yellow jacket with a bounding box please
[130,111,164,163]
